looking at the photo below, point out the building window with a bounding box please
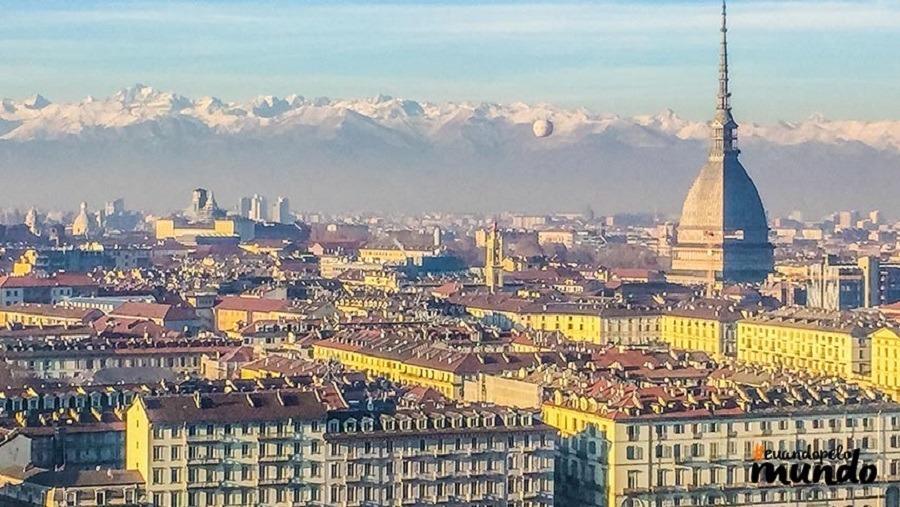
[330,486,340,503]
[627,471,640,490]
[626,446,643,460]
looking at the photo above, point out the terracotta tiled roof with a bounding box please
[214,296,290,313]
[110,302,197,322]
[0,304,103,322]
[0,273,97,288]
[242,356,328,377]
[448,293,535,314]
[92,316,176,339]
[431,282,462,296]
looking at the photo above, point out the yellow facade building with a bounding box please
[155,217,255,243]
[448,293,532,330]
[0,304,103,327]
[519,304,661,346]
[737,307,879,380]
[871,327,900,397]
[212,296,293,332]
[357,241,435,266]
[660,300,744,359]
[362,270,403,293]
[311,329,561,399]
[124,390,553,507]
[311,339,461,399]
[543,387,900,507]
[125,390,329,507]
[449,295,661,345]
[471,348,900,507]
[537,229,576,249]
[518,305,601,343]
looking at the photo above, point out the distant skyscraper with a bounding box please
[805,255,900,310]
[433,226,442,247]
[837,210,858,230]
[870,210,882,225]
[239,197,251,218]
[105,198,125,217]
[669,0,773,287]
[249,194,268,222]
[272,196,290,224]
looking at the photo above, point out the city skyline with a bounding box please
[2,86,899,216]
[4,2,900,506]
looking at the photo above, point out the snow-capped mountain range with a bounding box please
[2,84,899,150]
[0,84,898,216]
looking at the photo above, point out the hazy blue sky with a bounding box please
[1,0,897,121]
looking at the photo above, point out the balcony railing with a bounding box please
[186,455,223,465]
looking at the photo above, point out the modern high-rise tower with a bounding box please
[668,0,773,287]
[249,194,268,222]
[272,196,291,224]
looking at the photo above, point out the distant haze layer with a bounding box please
[1,86,898,218]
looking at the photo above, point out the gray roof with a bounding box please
[679,154,769,244]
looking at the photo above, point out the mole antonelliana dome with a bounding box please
[668,0,773,286]
[678,152,769,245]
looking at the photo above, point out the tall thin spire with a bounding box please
[710,0,739,159]
[718,0,730,114]
[485,219,503,293]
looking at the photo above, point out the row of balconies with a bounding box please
[184,431,314,443]
[183,476,318,489]
[185,456,320,469]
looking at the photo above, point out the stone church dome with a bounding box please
[72,202,93,236]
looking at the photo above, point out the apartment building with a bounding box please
[127,390,328,507]
[1,336,239,380]
[737,306,883,379]
[546,392,900,507]
[213,296,303,332]
[125,390,555,507]
[311,327,572,399]
[660,299,745,359]
[450,293,663,345]
[0,468,145,507]
[464,344,900,507]
[323,406,555,507]
[870,326,900,398]
[541,364,900,507]
[518,303,661,346]
[0,273,99,306]
[0,304,103,327]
